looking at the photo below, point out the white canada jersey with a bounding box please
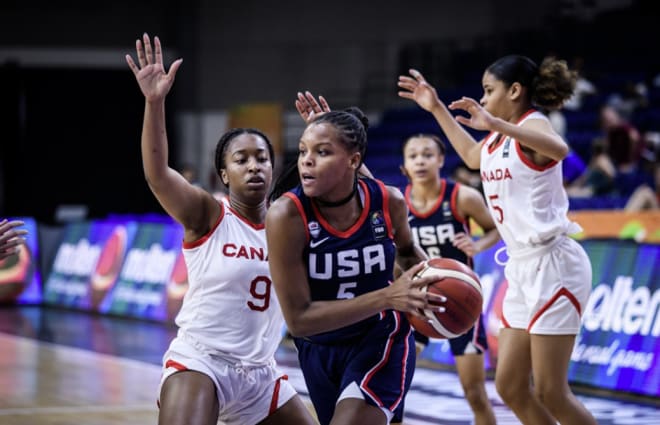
[175,200,284,366]
[479,110,580,254]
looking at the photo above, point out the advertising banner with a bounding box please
[0,217,41,304]
[419,239,659,397]
[102,222,186,322]
[43,220,138,311]
[569,240,659,397]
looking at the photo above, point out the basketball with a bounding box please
[407,258,483,339]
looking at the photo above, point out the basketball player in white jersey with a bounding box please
[398,56,597,425]
[126,34,315,425]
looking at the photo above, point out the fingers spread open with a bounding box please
[126,55,139,76]
[136,39,146,68]
[318,95,331,112]
[154,36,163,65]
[143,33,153,65]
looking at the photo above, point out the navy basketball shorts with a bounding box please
[294,312,416,425]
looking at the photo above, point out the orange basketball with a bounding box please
[406,258,483,339]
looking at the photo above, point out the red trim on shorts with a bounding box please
[269,374,289,415]
[501,315,511,328]
[527,287,581,332]
[361,311,404,410]
[391,317,411,411]
[472,316,487,353]
[165,359,188,371]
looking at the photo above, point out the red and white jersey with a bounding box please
[176,199,284,366]
[479,110,581,255]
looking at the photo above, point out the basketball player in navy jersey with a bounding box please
[126,33,316,425]
[398,56,597,425]
[266,103,444,425]
[400,133,499,425]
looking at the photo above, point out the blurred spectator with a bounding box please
[566,139,616,197]
[179,163,201,187]
[452,165,483,193]
[599,105,643,161]
[606,80,648,122]
[563,56,597,111]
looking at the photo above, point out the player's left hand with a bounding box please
[452,232,477,257]
[448,96,496,131]
[295,91,331,124]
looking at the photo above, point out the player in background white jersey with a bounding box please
[398,55,597,425]
[126,34,315,425]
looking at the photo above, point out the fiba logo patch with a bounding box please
[442,201,452,218]
[371,211,386,240]
[502,137,511,158]
[308,221,321,239]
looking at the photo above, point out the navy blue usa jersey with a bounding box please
[405,179,472,268]
[284,177,398,343]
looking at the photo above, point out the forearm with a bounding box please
[396,243,427,272]
[473,227,500,255]
[490,117,568,161]
[430,104,482,169]
[286,290,391,337]
[141,100,171,187]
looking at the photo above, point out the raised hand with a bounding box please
[448,96,495,131]
[295,91,331,124]
[397,69,443,112]
[0,219,28,261]
[385,262,446,318]
[125,34,182,103]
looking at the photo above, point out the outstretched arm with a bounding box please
[398,69,483,169]
[126,34,217,236]
[449,97,569,163]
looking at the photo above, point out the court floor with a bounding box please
[0,305,658,425]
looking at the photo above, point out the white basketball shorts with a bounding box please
[501,236,592,335]
[158,334,297,425]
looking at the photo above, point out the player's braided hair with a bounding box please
[268,107,369,202]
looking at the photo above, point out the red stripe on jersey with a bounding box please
[182,201,225,249]
[514,141,558,171]
[449,182,465,224]
[310,179,371,238]
[228,205,266,230]
[527,287,581,332]
[405,180,446,219]
[283,193,310,244]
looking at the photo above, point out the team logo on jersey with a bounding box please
[371,211,387,240]
[442,201,452,219]
[502,137,511,158]
[308,221,321,239]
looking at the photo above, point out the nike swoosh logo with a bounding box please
[309,237,330,248]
